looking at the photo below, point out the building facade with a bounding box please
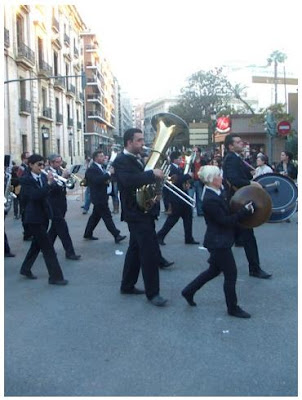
[4,5,86,165]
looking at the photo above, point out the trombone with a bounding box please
[161,161,196,208]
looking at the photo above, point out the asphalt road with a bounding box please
[4,189,298,396]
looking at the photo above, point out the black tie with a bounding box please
[37,177,42,187]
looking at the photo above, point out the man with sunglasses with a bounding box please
[19,154,68,285]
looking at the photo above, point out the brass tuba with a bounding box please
[136,112,189,212]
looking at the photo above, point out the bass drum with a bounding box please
[254,173,298,222]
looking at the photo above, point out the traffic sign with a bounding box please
[277,121,291,136]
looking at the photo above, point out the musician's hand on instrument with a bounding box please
[250,170,256,176]
[244,201,255,214]
[47,172,55,184]
[153,169,164,179]
[250,181,262,188]
[170,174,178,184]
[109,166,115,174]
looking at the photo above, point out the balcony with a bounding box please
[4,28,9,48]
[19,98,31,115]
[67,118,74,127]
[16,42,35,69]
[85,44,98,51]
[74,46,79,58]
[42,107,52,119]
[64,33,70,46]
[53,74,66,91]
[56,113,63,124]
[87,110,107,124]
[52,16,59,32]
[66,84,76,97]
[38,59,52,77]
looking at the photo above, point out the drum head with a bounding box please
[254,173,298,222]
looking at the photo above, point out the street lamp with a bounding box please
[210,110,217,154]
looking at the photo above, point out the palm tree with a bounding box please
[267,51,287,105]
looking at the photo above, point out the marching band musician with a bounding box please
[223,134,272,279]
[113,128,171,307]
[188,147,207,216]
[17,151,32,241]
[19,154,68,285]
[83,150,126,243]
[156,151,199,246]
[182,165,253,318]
[46,154,81,260]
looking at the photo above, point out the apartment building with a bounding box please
[4,5,86,165]
[81,31,118,156]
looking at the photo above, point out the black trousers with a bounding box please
[20,222,64,280]
[84,203,120,238]
[235,226,260,271]
[182,248,238,312]
[48,215,76,256]
[157,203,193,242]
[121,219,160,300]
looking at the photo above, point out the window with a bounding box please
[16,14,24,47]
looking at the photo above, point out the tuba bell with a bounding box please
[136,112,189,212]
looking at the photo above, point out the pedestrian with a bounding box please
[252,154,273,179]
[46,154,81,260]
[19,154,68,285]
[83,150,126,243]
[182,165,254,318]
[275,151,297,180]
[113,128,168,306]
[222,134,272,279]
[188,147,206,216]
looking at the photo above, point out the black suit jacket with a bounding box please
[47,170,67,218]
[202,188,249,249]
[167,164,191,205]
[85,162,111,205]
[19,173,53,224]
[223,151,253,199]
[113,152,157,222]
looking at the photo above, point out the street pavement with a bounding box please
[4,188,298,396]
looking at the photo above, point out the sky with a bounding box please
[75,0,300,102]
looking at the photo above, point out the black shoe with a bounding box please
[120,287,145,295]
[157,236,166,246]
[83,235,99,240]
[181,290,197,306]
[185,240,200,245]
[228,306,251,318]
[115,234,126,244]
[20,270,37,280]
[66,254,81,260]
[159,260,174,269]
[48,279,68,286]
[5,252,15,258]
[23,236,33,241]
[149,295,168,307]
[249,268,272,279]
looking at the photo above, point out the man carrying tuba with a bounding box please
[113,128,172,307]
[223,134,272,279]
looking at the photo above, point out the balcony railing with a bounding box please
[64,33,70,46]
[39,59,52,76]
[19,98,31,114]
[66,84,76,95]
[52,16,59,31]
[42,107,52,119]
[67,118,74,127]
[17,42,35,65]
[53,75,66,89]
[56,113,63,124]
[4,28,10,47]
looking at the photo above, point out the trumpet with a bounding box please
[41,169,75,189]
[60,166,83,186]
